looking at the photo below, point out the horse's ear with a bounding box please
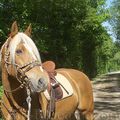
[24,24,32,37]
[10,21,18,38]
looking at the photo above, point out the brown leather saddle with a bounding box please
[42,61,63,100]
[42,61,55,74]
[42,61,63,119]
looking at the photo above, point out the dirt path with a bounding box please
[93,72,120,120]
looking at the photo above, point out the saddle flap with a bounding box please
[42,61,55,73]
[44,73,73,101]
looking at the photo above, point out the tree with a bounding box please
[0,0,115,78]
[108,0,120,72]
[110,0,120,41]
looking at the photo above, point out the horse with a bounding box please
[0,21,49,120]
[0,21,94,120]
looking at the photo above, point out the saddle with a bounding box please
[42,61,56,74]
[42,61,63,100]
[42,61,63,119]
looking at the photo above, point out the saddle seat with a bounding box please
[42,61,56,74]
[42,61,63,100]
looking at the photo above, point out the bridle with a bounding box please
[4,38,42,92]
[1,37,42,120]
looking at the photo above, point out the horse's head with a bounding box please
[1,21,49,93]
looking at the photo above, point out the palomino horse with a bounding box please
[0,22,94,120]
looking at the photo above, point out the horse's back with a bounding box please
[56,68,94,115]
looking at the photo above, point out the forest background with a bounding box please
[0,0,120,79]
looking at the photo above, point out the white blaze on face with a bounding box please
[40,66,43,72]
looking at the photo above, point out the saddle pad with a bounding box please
[44,73,73,101]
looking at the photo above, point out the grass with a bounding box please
[0,84,3,120]
[0,85,3,99]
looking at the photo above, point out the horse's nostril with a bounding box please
[38,78,44,85]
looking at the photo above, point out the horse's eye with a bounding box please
[16,49,23,54]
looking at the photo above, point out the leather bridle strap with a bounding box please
[2,39,43,120]
[17,60,41,75]
[3,38,42,93]
[3,84,24,93]
[4,55,41,93]
[26,88,31,120]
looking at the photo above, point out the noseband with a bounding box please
[2,38,42,120]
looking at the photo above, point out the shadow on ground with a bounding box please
[93,73,120,120]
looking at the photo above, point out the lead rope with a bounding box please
[26,88,31,120]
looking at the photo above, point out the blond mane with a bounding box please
[1,32,41,64]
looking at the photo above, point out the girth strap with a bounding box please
[47,87,55,120]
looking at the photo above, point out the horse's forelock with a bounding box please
[19,33,41,61]
[9,32,41,64]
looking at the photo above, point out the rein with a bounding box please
[2,38,42,120]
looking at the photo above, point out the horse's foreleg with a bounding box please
[75,109,94,120]
[84,112,94,120]
[74,110,86,120]
[74,110,80,120]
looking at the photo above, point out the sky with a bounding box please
[103,0,116,41]
[106,0,113,8]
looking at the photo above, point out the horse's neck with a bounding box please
[9,76,27,106]
[2,69,40,110]
[2,68,26,107]
[39,93,48,118]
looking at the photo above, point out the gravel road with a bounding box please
[93,72,120,120]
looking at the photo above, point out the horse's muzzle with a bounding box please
[29,77,48,92]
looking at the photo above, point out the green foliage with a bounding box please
[0,82,3,119]
[108,0,120,72]
[110,0,120,40]
[96,33,114,74]
[0,0,119,78]
[0,85,3,99]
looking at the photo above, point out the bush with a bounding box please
[0,85,3,99]
[0,85,3,120]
